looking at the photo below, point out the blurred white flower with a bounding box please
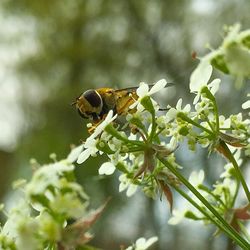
[125,236,158,250]
[219,115,231,129]
[26,162,74,196]
[189,170,205,188]
[242,94,250,115]
[168,209,186,225]
[119,174,138,197]
[67,144,84,163]
[98,162,116,175]
[213,178,237,199]
[242,100,250,109]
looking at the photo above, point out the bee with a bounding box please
[72,84,172,131]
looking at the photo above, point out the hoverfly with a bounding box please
[72,84,172,132]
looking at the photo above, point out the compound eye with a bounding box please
[83,89,103,108]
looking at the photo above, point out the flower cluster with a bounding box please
[194,24,250,83]
[70,55,249,247]
[70,79,182,211]
[0,159,106,250]
[2,25,249,249]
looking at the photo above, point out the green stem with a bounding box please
[158,157,250,249]
[219,141,250,202]
[149,113,156,143]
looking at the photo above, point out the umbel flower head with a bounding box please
[71,79,179,210]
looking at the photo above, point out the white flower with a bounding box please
[190,61,212,93]
[189,61,221,104]
[119,174,138,197]
[77,110,117,164]
[168,209,186,225]
[188,170,205,188]
[26,162,74,196]
[219,115,231,129]
[130,79,167,112]
[89,110,117,140]
[242,94,250,115]
[242,100,250,109]
[98,162,116,175]
[67,144,84,163]
[166,98,191,121]
[213,178,237,199]
[125,237,158,250]
[77,138,98,164]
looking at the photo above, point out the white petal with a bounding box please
[135,238,146,247]
[189,170,204,187]
[176,98,183,110]
[137,82,149,97]
[168,209,184,225]
[166,108,177,120]
[190,61,213,92]
[126,184,137,197]
[209,78,221,95]
[193,93,200,105]
[67,145,84,163]
[143,237,158,248]
[77,148,92,164]
[183,104,191,113]
[242,100,250,109]
[92,110,117,137]
[98,162,116,175]
[149,79,167,95]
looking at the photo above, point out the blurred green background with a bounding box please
[0,0,249,249]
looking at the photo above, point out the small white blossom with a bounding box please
[125,236,158,250]
[189,170,205,188]
[168,209,187,225]
[242,94,250,116]
[67,144,84,163]
[77,138,98,164]
[77,110,117,164]
[130,79,167,112]
[119,174,138,197]
[242,100,250,109]
[190,61,212,93]
[166,98,191,121]
[98,162,116,175]
[189,61,221,104]
[26,162,74,196]
[213,178,237,200]
[219,115,231,129]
